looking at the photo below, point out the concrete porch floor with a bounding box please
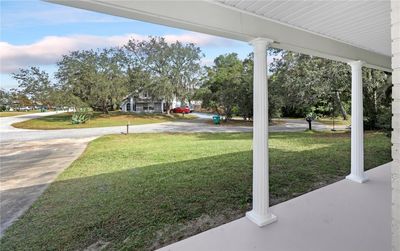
[158,163,391,251]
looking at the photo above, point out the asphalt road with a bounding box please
[0,112,253,143]
[0,112,342,143]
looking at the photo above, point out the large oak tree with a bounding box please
[125,37,204,113]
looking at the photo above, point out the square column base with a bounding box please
[246,210,277,227]
[346,174,369,183]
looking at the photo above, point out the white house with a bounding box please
[120,91,164,113]
[121,91,201,113]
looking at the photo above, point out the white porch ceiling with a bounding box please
[216,0,391,57]
[47,0,392,71]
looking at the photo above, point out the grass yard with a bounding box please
[317,116,351,126]
[0,110,41,117]
[0,131,391,250]
[12,112,197,129]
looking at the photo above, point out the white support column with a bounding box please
[130,97,134,113]
[246,37,277,227]
[346,60,368,183]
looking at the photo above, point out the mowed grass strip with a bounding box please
[317,116,351,126]
[0,132,391,250]
[12,112,197,129]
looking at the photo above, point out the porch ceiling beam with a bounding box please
[46,0,391,71]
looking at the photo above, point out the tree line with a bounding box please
[267,49,392,130]
[194,49,391,129]
[1,36,392,129]
[2,37,203,114]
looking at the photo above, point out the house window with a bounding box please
[143,105,154,111]
[126,103,131,111]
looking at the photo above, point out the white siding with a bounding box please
[392,1,400,250]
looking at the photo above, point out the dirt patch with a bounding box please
[84,240,110,251]
[149,211,243,250]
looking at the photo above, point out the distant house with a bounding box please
[120,91,202,113]
[120,91,164,113]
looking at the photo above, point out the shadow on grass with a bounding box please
[192,131,350,141]
[1,133,391,251]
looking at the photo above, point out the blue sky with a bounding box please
[0,0,254,89]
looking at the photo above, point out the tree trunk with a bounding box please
[225,107,232,122]
[166,102,171,115]
[103,102,109,114]
[335,91,347,120]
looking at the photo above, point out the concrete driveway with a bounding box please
[0,138,92,235]
[0,112,344,235]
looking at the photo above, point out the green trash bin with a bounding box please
[212,115,221,125]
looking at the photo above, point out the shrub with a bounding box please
[71,108,91,124]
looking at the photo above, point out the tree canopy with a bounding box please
[7,36,392,130]
[55,48,128,113]
[125,37,204,113]
[198,53,253,120]
[12,67,55,107]
[268,49,391,129]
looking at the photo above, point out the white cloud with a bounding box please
[0,33,240,74]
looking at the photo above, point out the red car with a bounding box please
[172,106,190,114]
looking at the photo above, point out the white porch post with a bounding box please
[246,38,277,227]
[346,61,368,183]
[130,97,134,112]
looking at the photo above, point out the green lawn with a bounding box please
[317,116,351,126]
[0,110,41,117]
[0,131,391,250]
[12,112,196,129]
